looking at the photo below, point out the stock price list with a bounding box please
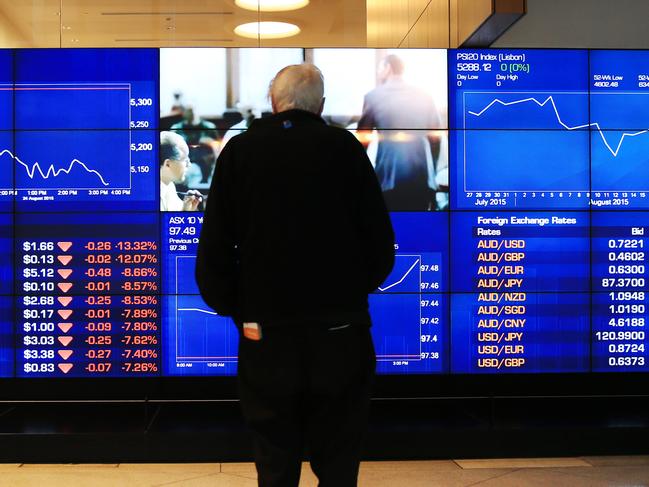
[450,212,590,373]
[592,212,649,371]
[15,213,161,377]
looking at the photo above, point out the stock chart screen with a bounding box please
[450,49,590,210]
[13,49,157,212]
[371,212,448,374]
[162,212,238,376]
[590,50,649,208]
[0,47,648,380]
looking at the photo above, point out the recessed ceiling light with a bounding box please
[235,0,309,12]
[234,21,300,39]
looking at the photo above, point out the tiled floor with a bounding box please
[0,456,648,486]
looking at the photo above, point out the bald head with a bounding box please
[269,63,324,115]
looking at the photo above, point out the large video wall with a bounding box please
[0,47,647,378]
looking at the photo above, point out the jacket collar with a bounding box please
[250,109,326,129]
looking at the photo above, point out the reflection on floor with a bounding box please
[1,456,649,486]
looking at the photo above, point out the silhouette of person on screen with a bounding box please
[170,106,218,145]
[159,131,202,211]
[358,54,443,211]
[196,64,394,487]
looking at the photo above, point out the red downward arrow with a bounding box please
[57,283,73,293]
[57,323,73,333]
[58,350,73,360]
[58,364,73,374]
[57,242,73,252]
[57,269,73,279]
[57,309,73,320]
[57,256,73,266]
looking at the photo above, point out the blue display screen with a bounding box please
[590,51,649,208]
[162,212,238,376]
[0,212,11,377]
[13,49,158,212]
[450,49,590,209]
[591,212,649,371]
[0,47,648,379]
[449,212,590,373]
[15,213,160,377]
[373,213,448,374]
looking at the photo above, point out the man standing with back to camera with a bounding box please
[196,64,394,486]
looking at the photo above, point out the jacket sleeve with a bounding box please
[348,134,395,292]
[195,139,239,318]
[357,94,375,130]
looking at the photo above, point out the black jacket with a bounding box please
[196,109,395,327]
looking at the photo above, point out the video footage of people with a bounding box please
[159,48,448,212]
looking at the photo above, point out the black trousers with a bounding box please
[237,323,376,487]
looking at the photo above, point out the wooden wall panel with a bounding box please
[368,0,516,48]
[450,0,492,47]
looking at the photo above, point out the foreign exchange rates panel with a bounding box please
[13,49,158,212]
[451,212,590,373]
[590,50,649,208]
[592,212,649,371]
[16,213,160,377]
[449,49,589,209]
[373,212,448,374]
[162,212,238,376]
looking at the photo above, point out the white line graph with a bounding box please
[378,257,421,292]
[177,307,218,315]
[0,82,134,191]
[467,94,648,157]
[1,149,110,186]
[174,256,236,363]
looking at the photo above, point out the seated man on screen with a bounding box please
[220,103,258,150]
[170,106,218,145]
[358,54,442,211]
[159,131,203,211]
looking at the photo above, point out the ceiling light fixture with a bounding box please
[234,21,300,39]
[235,0,309,12]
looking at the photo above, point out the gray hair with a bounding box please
[160,131,187,165]
[269,63,324,114]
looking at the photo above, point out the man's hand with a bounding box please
[182,190,203,211]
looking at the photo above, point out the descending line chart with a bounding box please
[1,149,110,187]
[169,256,238,372]
[457,91,591,202]
[456,91,649,205]
[13,130,132,191]
[8,49,159,210]
[10,84,132,191]
[466,94,649,157]
[174,295,237,365]
[177,307,218,315]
